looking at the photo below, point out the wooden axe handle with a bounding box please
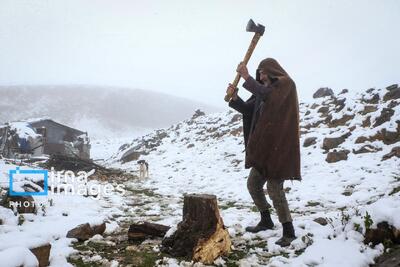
[224,33,262,102]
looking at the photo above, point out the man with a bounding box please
[226,58,301,247]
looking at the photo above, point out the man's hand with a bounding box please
[236,62,250,80]
[226,83,238,101]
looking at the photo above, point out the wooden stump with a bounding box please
[161,194,231,264]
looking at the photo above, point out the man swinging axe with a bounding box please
[225,19,301,247]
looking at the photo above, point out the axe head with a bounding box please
[246,19,265,36]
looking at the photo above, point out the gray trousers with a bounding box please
[247,167,292,223]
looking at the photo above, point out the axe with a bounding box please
[224,19,265,102]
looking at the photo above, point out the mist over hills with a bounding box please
[0,85,220,137]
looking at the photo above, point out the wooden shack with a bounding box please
[0,119,90,160]
[30,119,90,160]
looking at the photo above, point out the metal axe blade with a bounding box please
[246,19,265,36]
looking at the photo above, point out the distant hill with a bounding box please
[0,85,220,137]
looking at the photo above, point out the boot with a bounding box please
[275,222,296,247]
[245,210,274,233]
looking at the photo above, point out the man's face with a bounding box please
[259,70,271,85]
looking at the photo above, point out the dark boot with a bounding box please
[275,222,296,247]
[245,210,274,233]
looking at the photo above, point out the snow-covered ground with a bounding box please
[0,85,399,266]
[0,159,126,266]
[107,87,400,266]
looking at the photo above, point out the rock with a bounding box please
[313,87,334,99]
[386,84,398,91]
[299,130,309,136]
[328,114,354,127]
[191,109,205,120]
[310,103,319,109]
[355,136,369,144]
[349,125,357,132]
[303,120,323,130]
[2,195,36,214]
[322,136,338,150]
[342,190,353,196]
[363,93,380,104]
[30,243,51,267]
[353,144,382,154]
[362,123,400,145]
[373,245,400,267]
[230,127,242,137]
[306,201,321,207]
[366,88,375,94]
[380,127,400,145]
[313,217,328,226]
[230,114,242,123]
[364,221,396,246]
[361,105,378,115]
[362,116,371,128]
[66,223,95,241]
[388,99,400,109]
[121,130,168,159]
[382,146,400,161]
[303,137,317,147]
[383,87,400,101]
[339,89,348,95]
[317,106,330,115]
[322,133,350,150]
[118,143,129,152]
[155,131,168,140]
[326,150,349,163]
[187,143,194,148]
[120,148,143,163]
[333,97,346,112]
[92,222,106,235]
[373,108,395,127]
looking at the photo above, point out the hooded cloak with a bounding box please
[229,58,301,180]
[245,58,301,181]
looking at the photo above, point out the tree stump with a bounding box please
[161,194,231,264]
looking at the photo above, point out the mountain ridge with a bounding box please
[0,85,221,137]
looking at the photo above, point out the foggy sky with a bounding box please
[0,0,399,107]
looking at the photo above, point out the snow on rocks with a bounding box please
[106,85,399,266]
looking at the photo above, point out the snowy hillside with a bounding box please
[0,84,399,266]
[106,84,400,266]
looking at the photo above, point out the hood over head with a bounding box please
[256,58,289,82]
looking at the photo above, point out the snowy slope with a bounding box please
[107,85,400,266]
[0,84,398,267]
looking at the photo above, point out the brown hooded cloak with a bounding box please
[245,58,301,181]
